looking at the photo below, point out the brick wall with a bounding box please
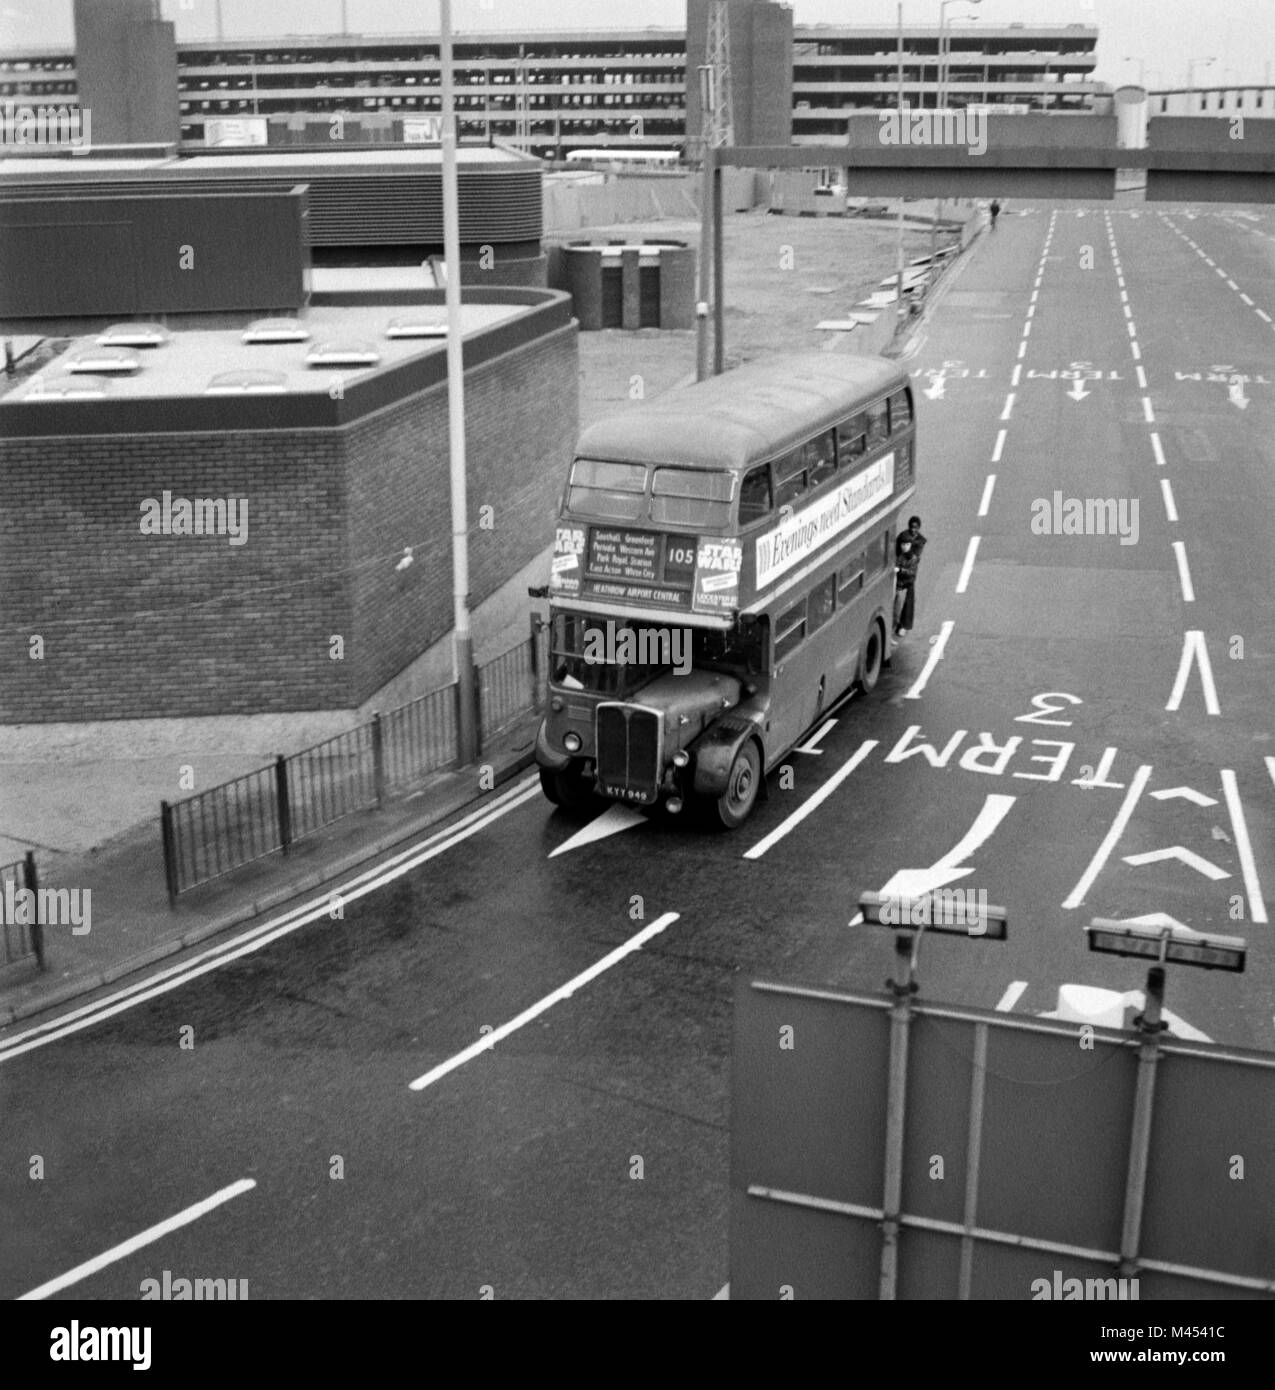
[0,323,578,723]
[345,322,577,702]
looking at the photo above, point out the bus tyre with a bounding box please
[714,740,761,829]
[859,620,885,695]
[539,765,595,812]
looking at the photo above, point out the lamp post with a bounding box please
[937,0,981,109]
[439,0,478,763]
[1186,56,1216,90]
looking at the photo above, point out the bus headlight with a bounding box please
[563,731,582,753]
[550,696,564,712]
[672,750,689,768]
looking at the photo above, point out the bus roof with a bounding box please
[575,353,908,472]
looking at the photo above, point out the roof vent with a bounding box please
[25,373,116,400]
[242,318,311,344]
[385,316,448,339]
[96,323,169,348]
[306,339,381,367]
[67,347,141,374]
[205,369,288,395]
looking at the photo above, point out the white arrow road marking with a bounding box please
[19,1179,257,1300]
[1150,786,1217,806]
[549,803,647,858]
[1165,630,1220,715]
[872,793,1016,901]
[1040,984,1211,1043]
[1229,376,1250,409]
[996,980,1028,1011]
[1063,764,1153,909]
[409,912,680,1092]
[745,740,877,860]
[793,718,837,755]
[923,376,947,400]
[904,619,954,700]
[1122,847,1231,880]
[1220,769,1268,923]
[1067,379,1089,401]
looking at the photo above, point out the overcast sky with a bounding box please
[3,0,1272,88]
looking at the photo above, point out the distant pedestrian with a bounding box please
[893,516,927,636]
[989,199,1002,229]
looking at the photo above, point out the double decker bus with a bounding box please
[535,353,917,827]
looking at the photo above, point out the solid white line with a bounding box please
[1063,764,1153,910]
[0,778,544,1064]
[991,428,1007,463]
[1142,395,1155,423]
[1011,363,1022,386]
[1150,431,1165,466]
[1220,769,1268,924]
[955,536,980,594]
[1136,365,1148,389]
[1172,540,1195,602]
[1000,393,1015,420]
[995,981,1028,1012]
[904,620,954,701]
[1165,631,1220,715]
[409,912,681,1089]
[743,741,877,860]
[18,1179,257,1300]
[978,474,996,517]
[1160,476,1178,523]
[1266,756,1275,790]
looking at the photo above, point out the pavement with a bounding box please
[0,203,976,1027]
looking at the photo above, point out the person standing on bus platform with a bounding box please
[894,516,927,637]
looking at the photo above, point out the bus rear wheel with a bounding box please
[713,740,761,829]
[539,764,596,812]
[859,620,885,695]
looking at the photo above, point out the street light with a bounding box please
[937,0,981,109]
[1186,56,1216,90]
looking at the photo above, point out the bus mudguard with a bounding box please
[534,718,573,773]
[691,714,766,798]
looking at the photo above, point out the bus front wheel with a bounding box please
[714,740,761,829]
[859,620,885,695]
[539,764,596,812]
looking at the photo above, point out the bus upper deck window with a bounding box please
[738,465,772,525]
[772,446,807,510]
[803,430,837,488]
[837,413,867,464]
[650,467,734,528]
[567,458,647,521]
[866,399,889,448]
[888,389,913,431]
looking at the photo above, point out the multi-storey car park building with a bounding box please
[1,5,1101,160]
